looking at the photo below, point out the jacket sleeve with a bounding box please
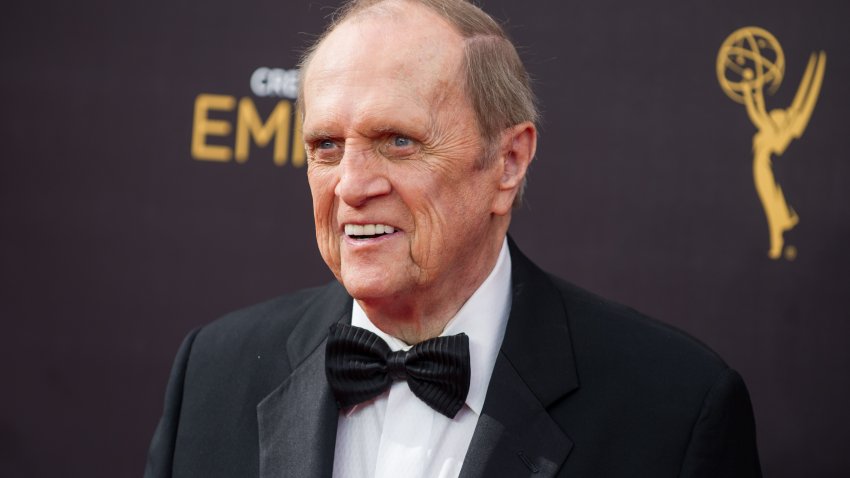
[144,328,201,478]
[678,368,763,478]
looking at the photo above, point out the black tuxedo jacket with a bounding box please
[145,241,761,477]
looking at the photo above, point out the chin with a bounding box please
[340,270,404,302]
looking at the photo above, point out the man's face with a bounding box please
[302,6,506,306]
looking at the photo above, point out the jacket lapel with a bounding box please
[257,282,352,478]
[460,239,579,478]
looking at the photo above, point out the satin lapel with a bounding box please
[257,344,338,478]
[257,282,352,478]
[460,354,573,478]
[460,239,579,478]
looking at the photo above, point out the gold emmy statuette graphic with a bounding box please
[717,27,826,260]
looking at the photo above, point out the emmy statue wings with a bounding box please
[145,239,761,478]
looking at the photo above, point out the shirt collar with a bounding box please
[351,237,512,416]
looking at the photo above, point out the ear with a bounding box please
[491,121,537,215]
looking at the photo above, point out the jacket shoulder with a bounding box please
[541,274,760,475]
[198,283,333,343]
[157,282,348,477]
[184,280,349,382]
[547,273,729,385]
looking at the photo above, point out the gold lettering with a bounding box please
[291,113,305,168]
[235,98,291,165]
[191,94,236,162]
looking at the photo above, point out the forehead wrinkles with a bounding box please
[303,15,471,146]
[306,3,465,85]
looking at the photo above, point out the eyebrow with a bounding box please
[303,122,426,143]
[362,122,428,139]
[366,125,402,136]
[302,129,336,143]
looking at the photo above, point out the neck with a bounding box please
[357,232,507,344]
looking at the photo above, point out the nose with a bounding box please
[334,149,392,207]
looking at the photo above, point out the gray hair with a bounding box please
[298,0,538,204]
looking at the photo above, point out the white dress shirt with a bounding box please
[332,238,513,478]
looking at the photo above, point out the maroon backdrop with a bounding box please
[2,0,849,476]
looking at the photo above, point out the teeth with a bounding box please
[345,224,363,236]
[344,224,396,237]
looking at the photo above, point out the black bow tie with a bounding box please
[325,323,471,419]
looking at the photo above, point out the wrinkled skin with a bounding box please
[302,3,535,343]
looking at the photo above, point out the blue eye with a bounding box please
[393,136,411,147]
[318,139,335,149]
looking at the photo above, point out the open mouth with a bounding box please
[344,223,396,240]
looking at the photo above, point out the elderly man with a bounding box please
[145,1,761,477]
